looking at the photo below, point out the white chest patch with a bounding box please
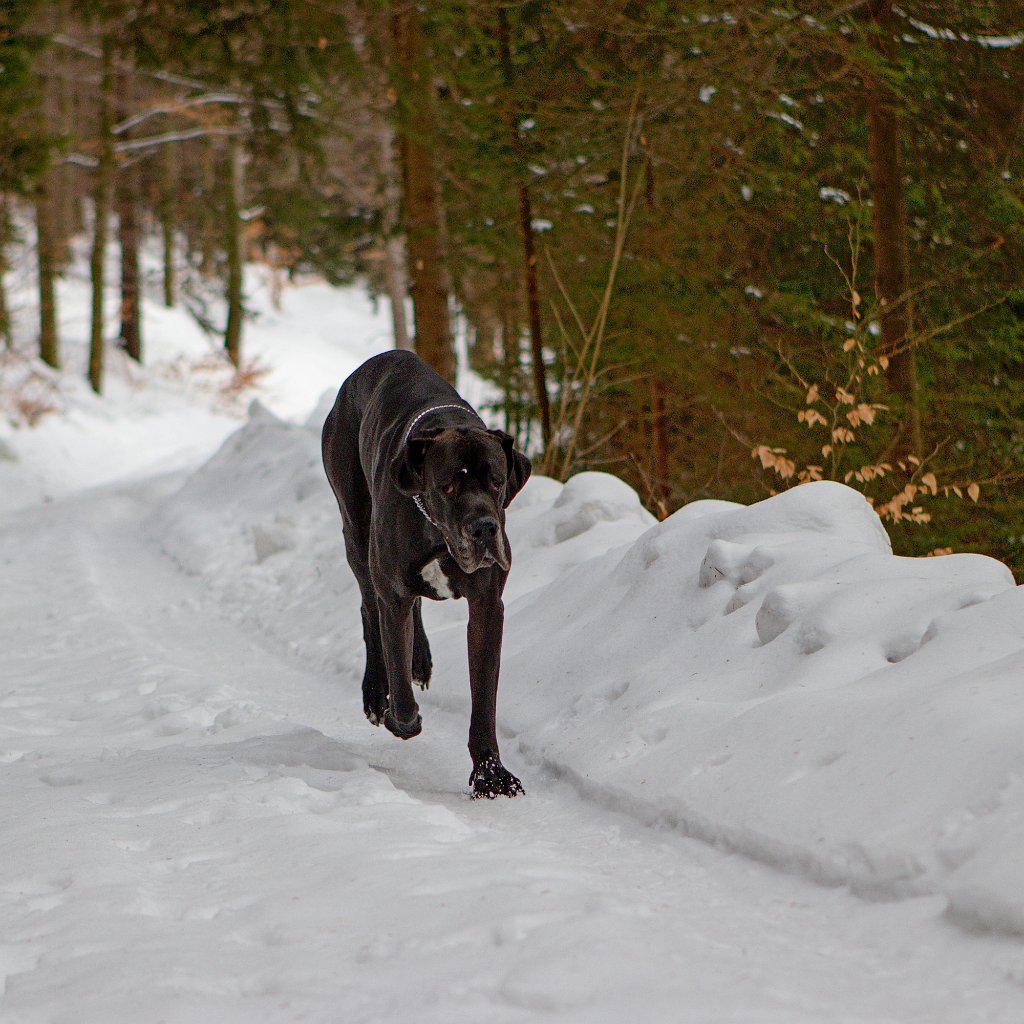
[420,557,454,600]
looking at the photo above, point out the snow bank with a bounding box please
[154,403,1024,935]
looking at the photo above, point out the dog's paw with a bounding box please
[412,656,432,691]
[469,754,525,799]
[383,708,423,740]
[364,697,388,727]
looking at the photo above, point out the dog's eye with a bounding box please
[444,468,468,495]
[488,479,501,492]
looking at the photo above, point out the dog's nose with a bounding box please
[469,517,498,545]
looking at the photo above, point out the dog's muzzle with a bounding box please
[457,516,509,573]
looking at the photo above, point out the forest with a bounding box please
[3,1,1023,570]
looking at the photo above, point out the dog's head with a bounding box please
[391,426,531,574]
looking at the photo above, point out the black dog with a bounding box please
[321,351,531,798]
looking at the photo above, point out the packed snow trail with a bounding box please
[2,479,1024,1023]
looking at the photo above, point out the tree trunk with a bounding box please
[516,181,550,447]
[0,198,12,351]
[117,74,141,362]
[500,306,518,438]
[161,142,176,308]
[390,1,454,382]
[378,126,412,351]
[864,0,922,456]
[118,167,141,361]
[223,135,245,367]
[0,278,9,352]
[637,134,670,516]
[199,141,217,277]
[57,59,81,243]
[498,7,551,448]
[34,49,62,368]
[88,36,115,395]
[35,178,60,368]
[650,376,671,517]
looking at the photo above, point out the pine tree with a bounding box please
[1,2,55,356]
[88,34,115,394]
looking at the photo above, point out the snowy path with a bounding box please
[3,481,1024,1024]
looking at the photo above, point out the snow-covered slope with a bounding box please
[153,400,1024,936]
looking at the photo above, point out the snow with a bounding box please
[820,186,852,205]
[4,245,1024,1020]
[766,110,804,131]
[905,14,1024,49]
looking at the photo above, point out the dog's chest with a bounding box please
[420,557,457,600]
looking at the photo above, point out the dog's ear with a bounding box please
[391,432,438,495]
[488,429,532,508]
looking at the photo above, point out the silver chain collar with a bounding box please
[412,493,442,532]
[402,403,473,445]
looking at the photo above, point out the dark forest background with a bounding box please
[3,1,1023,570]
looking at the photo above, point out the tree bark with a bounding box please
[88,36,115,395]
[498,7,551,448]
[35,179,60,368]
[117,74,141,362]
[0,278,9,352]
[199,141,217,277]
[391,1,454,382]
[161,142,176,308]
[500,305,521,440]
[650,376,671,517]
[118,167,141,362]
[378,125,412,351]
[34,51,62,368]
[223,135,245,367]
[864,0,922,456]
[57,59,81,243]
[0,198,12,351]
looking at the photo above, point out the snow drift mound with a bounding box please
[154,402,1024,934]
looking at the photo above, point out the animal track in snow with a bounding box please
[39,772,83,788]
[754,582,834,647]
[699,540,776,614]
[609,722,668,762]
[884,635,924,664]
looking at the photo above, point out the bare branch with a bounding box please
[113,94,247,136]
[63,126,244,167]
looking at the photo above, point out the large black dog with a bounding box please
[321,351,531,798]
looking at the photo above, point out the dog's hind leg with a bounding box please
[411,598,432,690]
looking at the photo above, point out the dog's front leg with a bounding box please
[376,593,423,740]
[466,590,524,798]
